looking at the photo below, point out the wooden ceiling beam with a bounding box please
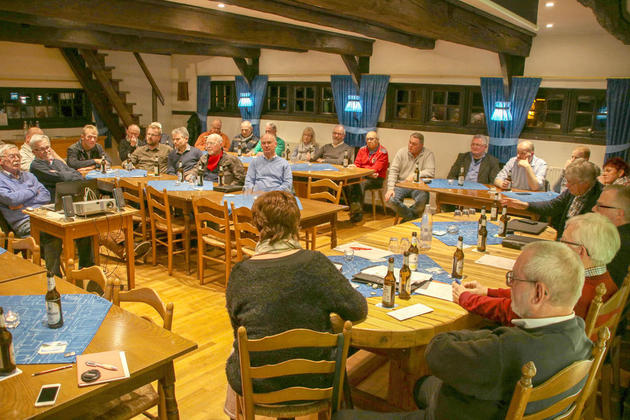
[0,20,261,58]
[221,0,435,50]
[232,57,259,86]
[281,0,533,56]
[0,0,373,56]
[499,52,526,98]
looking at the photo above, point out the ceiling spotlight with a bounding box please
[545,2,555,7]
[217,3,226,8]
[546,23,554,28]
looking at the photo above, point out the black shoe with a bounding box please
[350,213,363,223]
[133,241,152,259]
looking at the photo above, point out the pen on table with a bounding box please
[350,247,371,251]
[32,364,73,376]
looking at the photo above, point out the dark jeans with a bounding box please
[389,186,429,222]
[347,177,384,216]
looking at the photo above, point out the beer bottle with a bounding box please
[343,150,349,168]
[414,165,420,183]
[451,236,464,279]
[408,232,419,271]
[218,165,224,186]
[505,173,512,191]
[479,206,487,226]
[399,252,412,300]
[45,272,63,329]
[0,307,16,376]
[382,257,396,308]
[177,161,184,183]
[125,157,133,171]
[100,155,107,174]
[490,200,498,221]
[498,207,509,237]
[477,218,487,252]
[196,161,204,187]
[237,143,243,157]
[153,157,160,176]
[285,145,291,161]
[457,166,465,186]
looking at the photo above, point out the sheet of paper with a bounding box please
[334,242,391,261]
[414,281,453,301]
[361,266,431,285]
[387,303,433,321]
[474,254,515,270]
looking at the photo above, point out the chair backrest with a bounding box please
[584,273,630,340]
[505,327,610,420]
[237,321,352,420]
[307,177,343,204]
[117,178,146,215]
[7,231,41,265]
[192,197,230,244]
[145,185,173,231]
[230,203,259,261]
[112,278,174,331]
[65,258,113,301]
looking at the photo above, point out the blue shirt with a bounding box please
[0,170,50,229]
[244,155,292,192]
[465,153,484,182]
[496,155,547,190]
[166,145,203,176]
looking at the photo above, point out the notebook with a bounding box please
[76,350,130,387]
[507,219,549,235]
[501,234,549,250]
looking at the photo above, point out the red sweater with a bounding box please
[354,145,388,178]
[459,272,618,326]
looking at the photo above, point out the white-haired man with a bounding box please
[553,146,591,193]
[447,134,500,184]
[19,126,61,171]
[198,134,245,185]
[311,125,355,165]
[494,140,547,191]
[229,120,259,154]
[166,127,202,180]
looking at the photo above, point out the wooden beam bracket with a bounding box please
[232,57,259,86]
[341,55,369,90]
[498,52,526,98]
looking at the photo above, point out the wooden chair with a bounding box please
[236,321,353,420]
[145,185,189,276]
[192,197,232,286]
[365,187,388,221]
[504,327,610,420]
[6,231,41,265]
[85,279,174,420]
[117,178,148,242]
[304,177,343,250]
[584,271,630,420]
[230,203,259,262]
[65,258,113,300]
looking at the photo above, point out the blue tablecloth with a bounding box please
[328,253,453,298]
[221,194,303,211]
[146,180,214,191]
[85,169,148,179]
[238,156,254,164]
[425,178,489,190]
[502,191,559,203]
[290,163,338,172]
[413,221,503,246]
[0,294,112,364]
[0,247,5,255]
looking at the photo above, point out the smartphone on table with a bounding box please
[34,383,61,407]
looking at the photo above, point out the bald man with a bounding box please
[194,118,230,151]
[118,124,141,162]
[494,141,547,191]
[553,146,591,193]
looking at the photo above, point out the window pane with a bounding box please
[295,87,304,99]
[305,101,314,112]
[431,106,446,121]
[576,96,595,112]
[432,91,445,105]
[547,96,564,111]
[469,111,485,126]
[574,113,594,131]
[447,91,460,105]
[397,90,409,103]
[306,87,315,99]
[545,112,562,128]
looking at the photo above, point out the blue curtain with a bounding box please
[235,75,268,137]
[331,75,389,147]
[197,76,211,132]
[605,79,630,162]
[481,77,541,163]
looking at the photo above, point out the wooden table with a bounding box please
[24,207,139,289]
[336,213,556,411]
[0,274,197,420]
[0,251,47,283]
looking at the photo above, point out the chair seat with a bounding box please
[254,399,331,418]
[155,218,186,234]
[201,234,234,249]
[81,383,158,420]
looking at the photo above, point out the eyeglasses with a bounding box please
[595,202,619,210]
[558,239,590,256]
[2,153,20,160]
[505,271,537,287]
[34,146,51,152]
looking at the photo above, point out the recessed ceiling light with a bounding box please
[546,23,554,28]
[217,3,226,8]
[545,2,555,7]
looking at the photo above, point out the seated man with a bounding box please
[129,122,172,173]
[138,121,173,148]
[250,122,286,157]
[19,126,61,171]
[243,134,292,192]
[118,124,141,162]
[310,125,355,165]
[198,134,245,185]
[553,146,591,193]
[385,132,435,222]
[594,185,630,288]
[347,130,388,223]
[454,213,620,325]
[66,124,111,173]
[447,134,499,184]
[504,158,602,238]
[166,127,202,180]
[494,140,547,191]
[229,120,259,154]
[194,118,230,151]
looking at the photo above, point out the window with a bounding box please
[526,89,566,130]
[390,85,423,120]
[572,92,607,134]
[0,88,91,130]
[468,89,486,128]
[429,87,463,124]
[293,86,315,113]
[210,82,237,113]
[321,86,336,114]
[267,84,289,112]
[264,82,337,118]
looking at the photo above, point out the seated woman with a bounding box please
[224,191,367,418]
[292,126,319,161]
[599,157,630,186]
[453,213,620,327]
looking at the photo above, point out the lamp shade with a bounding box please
[238,92,254,108]
[491,101,512,121]
[344,95,363,113]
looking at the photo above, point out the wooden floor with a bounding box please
[100,208,396,420]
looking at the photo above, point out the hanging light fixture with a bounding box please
[491,101,512,121]
[344,95,363,113]
[238,92,253,108]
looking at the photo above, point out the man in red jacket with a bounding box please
[347,131,389,223]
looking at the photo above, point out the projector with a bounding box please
[73,199,116,216]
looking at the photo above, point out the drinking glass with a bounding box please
[388,237,399,254]
[447,225,459,235]
[462,208,470,217]
[4,310,19,328]
[344,248,354,262]
[447,179,455,186]
[399,237,410,254]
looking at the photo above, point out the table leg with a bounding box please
[91,235,100,266]
[330,214,338,249]
[183,208,191,275]
[387,346,429,411]
[64,230,75,281]
[161,362,180,420]
[124,215,135,290]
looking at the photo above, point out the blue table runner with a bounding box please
[425,179,489,190]
[290,163,338,172]
[147,179,214,191]
[413,221,503,246]
[86,169,148,179]
[501,191,559,203]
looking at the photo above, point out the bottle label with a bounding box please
[409,253,418,270]
[46,300,61,325]
[47,277,55,292]
[453,259,463,276]
[477,235,483,248]
[0,343,15,369]
[498,224,505,235]
[382,284,394,306]
[491,207,497,220]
